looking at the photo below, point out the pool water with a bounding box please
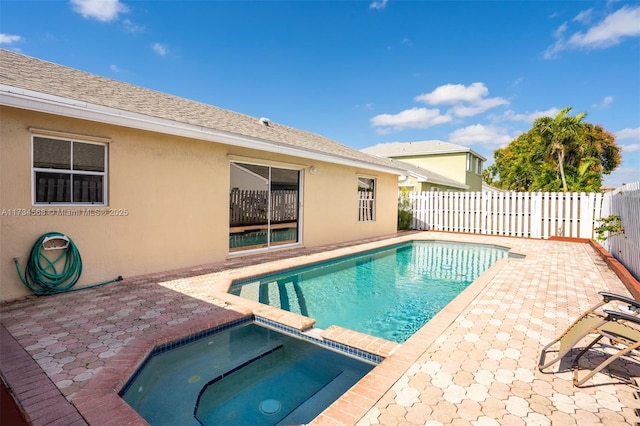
[229,227,298,249]
[120,322,374,426]
[230,241,515,342]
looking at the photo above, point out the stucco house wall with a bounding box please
[0,107,399,300]
[395,154,483,192]
[398,175,464,192]
[361,141,485,192]
[401,154,467,184]
[0,50,401,301]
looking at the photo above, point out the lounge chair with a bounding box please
[571,309,640,387]
[538,291,640,373]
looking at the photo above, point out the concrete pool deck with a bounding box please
[1,232,639,425]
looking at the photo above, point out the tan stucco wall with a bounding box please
[394,154,483,192]
[398,176,460,192]
[397,154,466,183]
[0,107,398,300]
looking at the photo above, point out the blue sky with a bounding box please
[1,0,639,187]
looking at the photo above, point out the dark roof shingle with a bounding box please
[0,49,404,173]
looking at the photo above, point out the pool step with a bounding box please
[276,368,365,425]
[194,344,285,415]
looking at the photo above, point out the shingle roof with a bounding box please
[0,49,404,173]
[362,140,487,161]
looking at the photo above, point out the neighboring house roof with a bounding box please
[0,49,405,175]
[482,182,504,192]
[362,140,487,161]
[392,160,469,190]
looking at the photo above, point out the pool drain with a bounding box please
[259,399,281,415]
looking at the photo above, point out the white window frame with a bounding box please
[228,158,303,253]
[32,134,108,206]
[357,175,376,222]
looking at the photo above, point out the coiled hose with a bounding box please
[15,232,122,295]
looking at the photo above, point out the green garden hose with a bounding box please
[14,232,122,295]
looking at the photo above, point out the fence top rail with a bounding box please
[612,181,640,194]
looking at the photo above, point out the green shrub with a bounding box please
[397,188,413,230]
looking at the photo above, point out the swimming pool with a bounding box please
[230,241,517,342]
[120,320,375,425]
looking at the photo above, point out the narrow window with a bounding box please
[466,153,472,171]
[33,136,107,205]
[357,177,376,221]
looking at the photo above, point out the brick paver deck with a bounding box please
[1,232,639,425]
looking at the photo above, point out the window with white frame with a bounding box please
[466,153,472,171]
[475,158,482,174]
[357,176,376,221]
[33,136,107,205]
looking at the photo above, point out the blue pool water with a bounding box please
[230,241,516,343]
[120,322,374,426]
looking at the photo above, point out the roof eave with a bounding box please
[373,149,487,162]
[1,85,405,175]
[407,171,468,189]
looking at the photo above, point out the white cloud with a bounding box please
[568,5,640,48]
[622,143,640,153]
[0,34,21,44]
[451,98,510,117]
[602,166,640,187]
[545,5,640,58]
[511,77,524,87]
[573,8,593,24]
[414,82,508,118]
[415,82,489,105]
[501,108,561,123]
[109,64,125,73]
[355,103,374,110]
[554,22,568,39]
[592,95,614,108]
[370,0,388,10]
[616,127,640,141]
[375,127,392,135]
[448,124,513,147]
[123,19,144,33]
[152,42,168,56]
[70,0,128,22]
[543,39,566,59]
[371,82,508,133]
[370,107,452,130]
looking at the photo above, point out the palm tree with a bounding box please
[533,107,587,192]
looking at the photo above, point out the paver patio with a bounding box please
[1,232,639,425]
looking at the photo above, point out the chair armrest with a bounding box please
[598,291,640,310]
[604,309,640,326]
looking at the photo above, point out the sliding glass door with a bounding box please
[229,162,300,252]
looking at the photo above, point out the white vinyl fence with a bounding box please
[229,189,297,226]
[408,183,640,281]
[358,191,375,222]
[599,182,640,281]
[410,191,605,239]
